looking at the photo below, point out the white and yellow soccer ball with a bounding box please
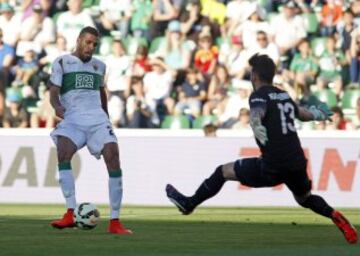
[74,203,100,230]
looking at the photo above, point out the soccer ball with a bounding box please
[74,202,100,230]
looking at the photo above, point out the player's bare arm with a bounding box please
[250,106,268,145]
[49,82,65,119]
[100,86,109,116]
[297,104,333,122]
[297,107,317,122]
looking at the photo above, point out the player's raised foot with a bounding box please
[331,210,358,244]
[108,219,133,235]
[50,209,76,229]
[166,184,194,215]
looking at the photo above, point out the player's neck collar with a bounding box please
[256,84,272,91]
[71,53,91,63]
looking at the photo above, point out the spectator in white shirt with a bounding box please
[223,35,251,79]
[40,35,68,67]
[105,39,132,127]
[232,107,251,130]
[218,82,251,128]
[105,40,132,99]
[143,57,175,125]
[19,4,55,48]
[97,0,132,38]
[126,77,154,128]
[224,0,251,36]
[0,3,21,46]
[225,0,251,22]
[248,31,280,66]
[56,0,95,51]
[271,1,306,67]
[233,2,269,49]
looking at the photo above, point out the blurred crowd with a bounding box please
[0,0,359,130]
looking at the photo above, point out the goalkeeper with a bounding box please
[166,54,358,244]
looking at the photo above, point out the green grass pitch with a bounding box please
[0,204,359,256]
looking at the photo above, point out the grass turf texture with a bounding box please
[0,205,359,256]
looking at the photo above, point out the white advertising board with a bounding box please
[0,129,359,207]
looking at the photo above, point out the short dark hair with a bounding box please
[331,106,344,118]
[248,54,276,84]
[186,67,198,74]
[239,108,250,116]
[297,38,309,49]
[344,8,354,16]
[203,123,217,135]
[136,45,148,56]
[257,30,267,37]
[79,26,99,38]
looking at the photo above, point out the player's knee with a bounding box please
[294,192,312,208]
[57,150,73,162]
[221,162,237,180]
[102,143,119,158]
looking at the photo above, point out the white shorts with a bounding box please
[50,119,118,159]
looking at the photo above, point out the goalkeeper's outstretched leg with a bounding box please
[166,162,237,215]
[294,193,358,244]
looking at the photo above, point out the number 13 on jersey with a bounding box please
[277,102,296,135]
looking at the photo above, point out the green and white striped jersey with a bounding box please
[50,54,108,125]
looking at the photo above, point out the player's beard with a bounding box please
[81,52,92,62]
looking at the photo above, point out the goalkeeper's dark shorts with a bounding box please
[234,157,312,196]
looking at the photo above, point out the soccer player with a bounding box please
[166,54,358,244]
[48,26,131,235]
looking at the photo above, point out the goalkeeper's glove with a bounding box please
[251,123,268,146]
[308,103,333,121]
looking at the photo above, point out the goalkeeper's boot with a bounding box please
[331,210,358,244]
[50,209,75,229]
[108,219,133,235]
[166,184,194,215]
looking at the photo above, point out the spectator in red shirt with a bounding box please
[321,0,343,36]
[328,106,352,130]
[131,45,152,78]
[194,32,218,76]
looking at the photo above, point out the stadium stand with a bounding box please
[0,0,358,130]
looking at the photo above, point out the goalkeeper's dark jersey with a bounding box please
[249,85,307,170]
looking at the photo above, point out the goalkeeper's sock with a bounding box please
[189,166,225,208]
[58,162,76,210]
[299,194,334,218]
[108,170,123,220]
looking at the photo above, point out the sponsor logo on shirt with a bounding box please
[268,92,290,101]
[251,98,267,103]
[75,74,94,89]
